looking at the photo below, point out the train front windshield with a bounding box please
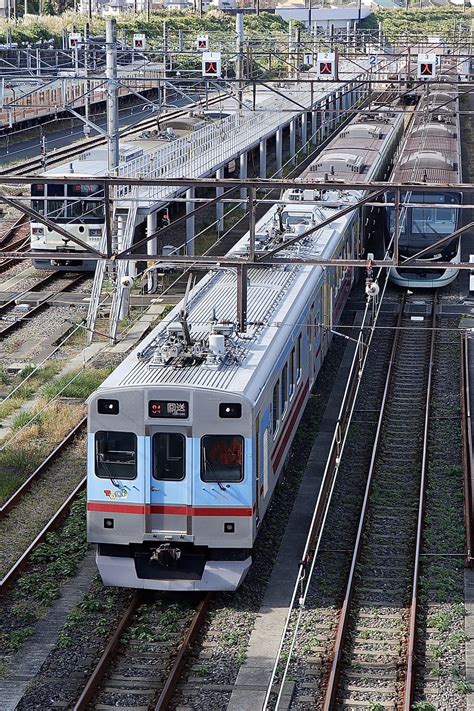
[387,193,460,257]
[31,182,105,223]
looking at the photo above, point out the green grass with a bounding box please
[0,397,25,421]
[10,409,44,432]
[0,445,45,474]
[40,366,114,400]
[0,469,24,502]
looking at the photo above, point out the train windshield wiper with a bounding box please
[203,447,226,491]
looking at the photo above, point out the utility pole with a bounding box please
[106,18,119,178]
[236,12,244,109]
[84,22,91,137]
[296,26,301,79]
[288,20,293,79]
[163,20,168,107]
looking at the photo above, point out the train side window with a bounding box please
[272,380,280,436]
[307,302,315,342]
[153,433,185,481]
[296,335,302,382]
[31,183,45,215]
[95,431,137,480]
[47,184,66,220]
[201,435,244,483]
[289,349,295,399]
[281,364,288,416]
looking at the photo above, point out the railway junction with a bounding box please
[0,9,474,711]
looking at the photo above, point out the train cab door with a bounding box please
[147,428,190,536]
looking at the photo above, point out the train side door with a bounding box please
[323,277,332,357]
[255,415,261,523]
[147,428,189,535]
[314,297,323,378]
[263,426,271,497]
[308,302,316,389]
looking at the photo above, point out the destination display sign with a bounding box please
[148,400,189,419]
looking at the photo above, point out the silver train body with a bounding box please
[387,78,462,288]
[29,115,212,271]
[86,104,404,591]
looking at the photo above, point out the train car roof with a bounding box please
[390,86,461,185]
[96,104,404,404]
[38,116,222,179]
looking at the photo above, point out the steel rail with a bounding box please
[0,215,30,271]
[403,295,437,709]
[0,270,64,314]
[0,213,29,248]
[0,273,86,338]
[0,240,29,273]
[0,417,86,519]
[0,476,85,594]
[154,593,211,710]
[321,293,407,711]
[266,269,395,711]
[72,591,146,711]
[72,592,211,711]
[461,331,474,567]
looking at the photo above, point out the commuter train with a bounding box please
[386,79,462,288]
[29,113,214,270]
[1,61,164,131]
[86,102,404,591]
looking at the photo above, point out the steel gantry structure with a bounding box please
[1,174,473,273]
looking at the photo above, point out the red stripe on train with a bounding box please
[87,502,253,517]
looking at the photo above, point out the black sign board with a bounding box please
[148,400,189,419]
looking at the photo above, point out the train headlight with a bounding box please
[32,227,45,236]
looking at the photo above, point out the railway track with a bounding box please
[262,289,451,710]
[321,293,436,709]
[0,417,87,594]
[73,592,211,710]
[0,214,30,272]
[0,272,87,338]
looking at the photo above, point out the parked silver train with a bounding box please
[386,80,462,288]
[86,103,404,591]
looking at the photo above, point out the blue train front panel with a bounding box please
[87,387,254,591]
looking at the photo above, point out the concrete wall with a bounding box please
[276,6,371,29]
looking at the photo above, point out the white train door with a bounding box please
[255,415,261,522]
[263,427,270,499]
